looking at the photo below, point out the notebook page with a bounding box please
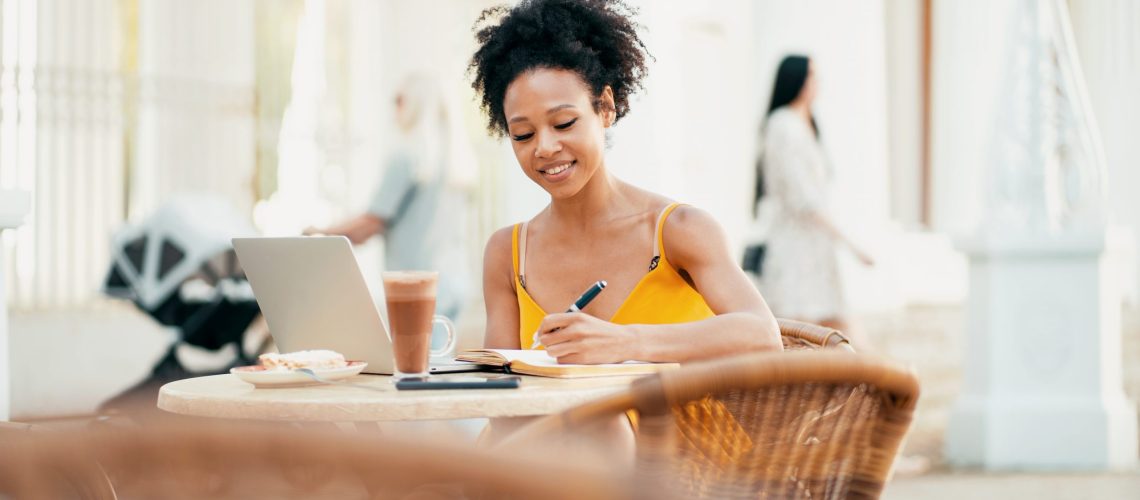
[488,349,651,367]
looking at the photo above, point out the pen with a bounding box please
[532,280,607,349]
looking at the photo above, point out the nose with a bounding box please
[534,131,561,159]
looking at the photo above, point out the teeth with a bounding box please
[544,162,572,175]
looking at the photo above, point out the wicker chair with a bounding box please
[502,322,918,499]
[0,420,119,499]
[0,420,630,500]
[776,318,855,352]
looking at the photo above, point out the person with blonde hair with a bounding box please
[310,71,476,320]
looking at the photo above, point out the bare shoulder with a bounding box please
[483,225,517,284]
[665,205,723,238]
[662,205,729,265]
[485,224,515,256]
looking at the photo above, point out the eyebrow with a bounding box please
[508,104,576,124]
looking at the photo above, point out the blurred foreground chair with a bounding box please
[503,323,918,499]
[0,420,119,499]
[0,420,630,500]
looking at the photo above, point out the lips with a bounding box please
[538,160,576,182]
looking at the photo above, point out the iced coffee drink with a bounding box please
[382,271,438,379]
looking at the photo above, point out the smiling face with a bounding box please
[502,68,615,199]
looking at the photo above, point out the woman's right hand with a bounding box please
[536,313,639,364]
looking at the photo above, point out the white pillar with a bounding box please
[0,0,126,309]
[0,189,30,421]
[945,0,1137,470]
[1068,0,1140,303]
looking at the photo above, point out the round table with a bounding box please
[157,372,638,422]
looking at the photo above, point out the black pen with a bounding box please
[532,280,607,349]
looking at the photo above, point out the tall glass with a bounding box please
[382,271,443,380]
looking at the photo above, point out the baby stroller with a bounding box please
[98,196,264,416]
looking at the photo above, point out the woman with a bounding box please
[471,0,781,364]
[310,72,475,321]
[754,55,873,334]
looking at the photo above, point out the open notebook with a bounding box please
[456,349,679,379]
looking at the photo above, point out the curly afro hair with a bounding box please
[468,0,651,137]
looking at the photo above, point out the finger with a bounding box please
[539,326,582,347]
[544,339,580,359]
[553,352,586,364]
[536,312,582,334]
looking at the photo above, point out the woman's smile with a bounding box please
[539,160,576,182]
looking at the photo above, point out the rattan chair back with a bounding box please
[502,320,917,499]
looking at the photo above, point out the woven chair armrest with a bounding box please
[499,351,919,447]
[777,318,855,352]
[639,351,918,415]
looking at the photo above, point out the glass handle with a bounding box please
[430,315,457,358]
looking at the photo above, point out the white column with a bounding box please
[945,0,1137,470]
[0,0,125,309]
[883,0,924,227]
[0,189,30,421]
[1068,0,1140,303]
[133,0,256,219]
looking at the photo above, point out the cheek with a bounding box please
[580,128,606,162]
[510,142,537,174]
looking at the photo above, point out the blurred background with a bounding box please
[0,0,1138,496]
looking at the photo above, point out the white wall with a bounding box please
[884,0,924,227]
[133,0,257,219]
[929,0,1018,238]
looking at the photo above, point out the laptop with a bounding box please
[232,236,479,374]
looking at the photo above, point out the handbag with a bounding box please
[741,243,766,276]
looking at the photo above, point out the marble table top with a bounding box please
[158,372,639,422]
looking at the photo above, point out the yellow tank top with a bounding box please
[512,203,715,348]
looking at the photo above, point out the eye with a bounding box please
[511,132,534,142]
[554,118,578,130]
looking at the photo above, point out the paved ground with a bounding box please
[882,471,1140,499]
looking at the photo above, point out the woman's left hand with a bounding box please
[536,313,638,364]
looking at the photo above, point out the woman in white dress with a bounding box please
[753,55,873,334]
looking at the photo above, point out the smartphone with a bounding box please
[394,376,521,390]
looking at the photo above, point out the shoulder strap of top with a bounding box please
[654,203,683,263]
[515,222,529,289]
[511,223,520,288]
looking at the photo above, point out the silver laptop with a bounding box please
[232,236,477,374]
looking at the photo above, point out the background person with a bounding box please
[753,54,874,337]
[309,72,476,322]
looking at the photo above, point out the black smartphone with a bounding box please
[394,376,521,390]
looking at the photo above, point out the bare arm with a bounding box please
[767,118,873,266]
[482,226,521,349]
[306,214,385,245]
[540,206,782,364]
[805,212,874,266]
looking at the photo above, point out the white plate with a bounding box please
[230,361,368,388]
